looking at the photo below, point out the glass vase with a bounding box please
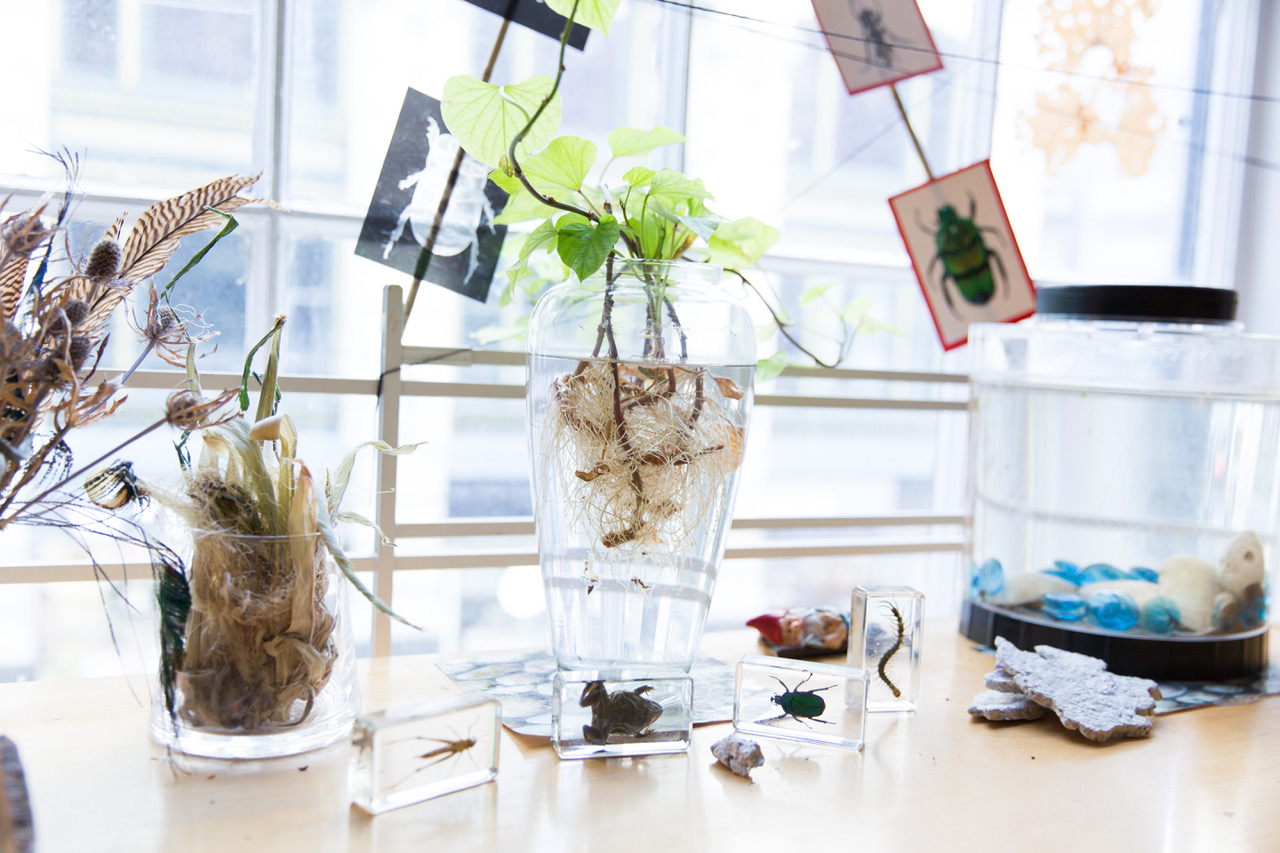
[526,258,757,671]
[149,530,360,759]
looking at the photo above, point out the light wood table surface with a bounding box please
[2,623,1277,852]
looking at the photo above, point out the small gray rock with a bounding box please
[968,689,1048,721]
[711,733,765,778]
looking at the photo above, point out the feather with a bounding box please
[154,552,192,726]
[0,253,28,323]
[80,175,263,332]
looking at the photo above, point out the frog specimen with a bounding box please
[579,680,664,745]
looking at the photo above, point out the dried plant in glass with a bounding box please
[141,318,416,750]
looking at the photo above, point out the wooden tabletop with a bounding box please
[2,624,1276,852]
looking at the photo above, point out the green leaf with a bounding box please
[471,315,530,346]
[838,295,873,326]
[651,199,722,243]
[621,166,655,189]
[557,214,619,280]
[647,169,713,205]
[492,188,558,225]
[500,220,560,303]
[607,126,685,159]
[442,75,561,168]
[857,314,906,336]
[160,209,237,303]
[545,0,620,33]
[801,282,837,306]
[488,168,523,195]
[756,352,790,382]
[521,136,597,200]
[705,217,780,269]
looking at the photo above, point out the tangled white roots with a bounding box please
[543,360,745,559]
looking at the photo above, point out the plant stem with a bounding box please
[404,14,514,324]
[732,269,852,369]
[0,417,166,529]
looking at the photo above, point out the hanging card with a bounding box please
[889,161,1035,351]
[810,0,943,94]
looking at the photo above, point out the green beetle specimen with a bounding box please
[769,672,835,726]
[918,195,1007,315]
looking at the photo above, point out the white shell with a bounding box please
[1219,530,1265,601]
[989,572,1075,606]
[1157,555,1222,632]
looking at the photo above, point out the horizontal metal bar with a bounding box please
[754,393,968,411]
[396,513,966,539]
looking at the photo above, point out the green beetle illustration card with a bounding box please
[810,0,943,95]
[355,88,508,303]
[889,161,1035,351]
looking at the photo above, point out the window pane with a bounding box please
[2,0,263,191]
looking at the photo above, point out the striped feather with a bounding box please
[119,174,260,282]
[0,253,28,323]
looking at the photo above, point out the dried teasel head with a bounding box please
[84,237,123,282]
[1,208,50,257]
[63,298,89,329]
[146,305,178,340]
[164,388,239,431]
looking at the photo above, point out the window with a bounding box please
[0,0,1267,679]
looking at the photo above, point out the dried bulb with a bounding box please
[84,238,122,281]
[63,299,89,329]
[67,335,92,370]
[147,306,178,339]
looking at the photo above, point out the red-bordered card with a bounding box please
[810,0,943,95]
[889,161,1035,351]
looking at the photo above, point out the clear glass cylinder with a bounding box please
[526,259,756,671]
[963,296,1280,678]
[150,530,359,758]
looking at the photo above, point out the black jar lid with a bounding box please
[1036,285,1237,325]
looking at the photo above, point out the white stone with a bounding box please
[1219,530,1265,602]
[989,572,1075,606]
[968,689,1047,721]
[711,734,764,779]
[1157,555,1222,633]
[1078,579,1160,607]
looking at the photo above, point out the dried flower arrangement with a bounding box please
[0,157,259,543]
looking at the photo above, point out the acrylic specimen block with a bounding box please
[849,585,924,712]
[350,693,500,815]
[733,655,869,751]
[551,670,694,759]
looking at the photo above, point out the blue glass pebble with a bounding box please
[1041,593,1086,621]
[1140,596,1180,634]
[1043,560,1083,586]
[968,561,982,597]
[1127,567,1159,583]
[1087,591,1140,632]
[1078,563,1126,585]
[977,558,1005,597]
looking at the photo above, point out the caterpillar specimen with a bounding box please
[878,602,905,698]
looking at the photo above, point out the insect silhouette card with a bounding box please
[889,160,1035,351]
[734,655,869,751]
[810,0,942,95]
[355,87,508,303]
[460,0,590,50]
[350,693,500,815]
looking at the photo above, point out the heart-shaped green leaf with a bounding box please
[521,136,598,200]
[442,75,561,168]
[557,214,619,280]
[607,126,685,159]
[545,0,621,34]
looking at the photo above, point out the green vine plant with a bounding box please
[442,0,897,381]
